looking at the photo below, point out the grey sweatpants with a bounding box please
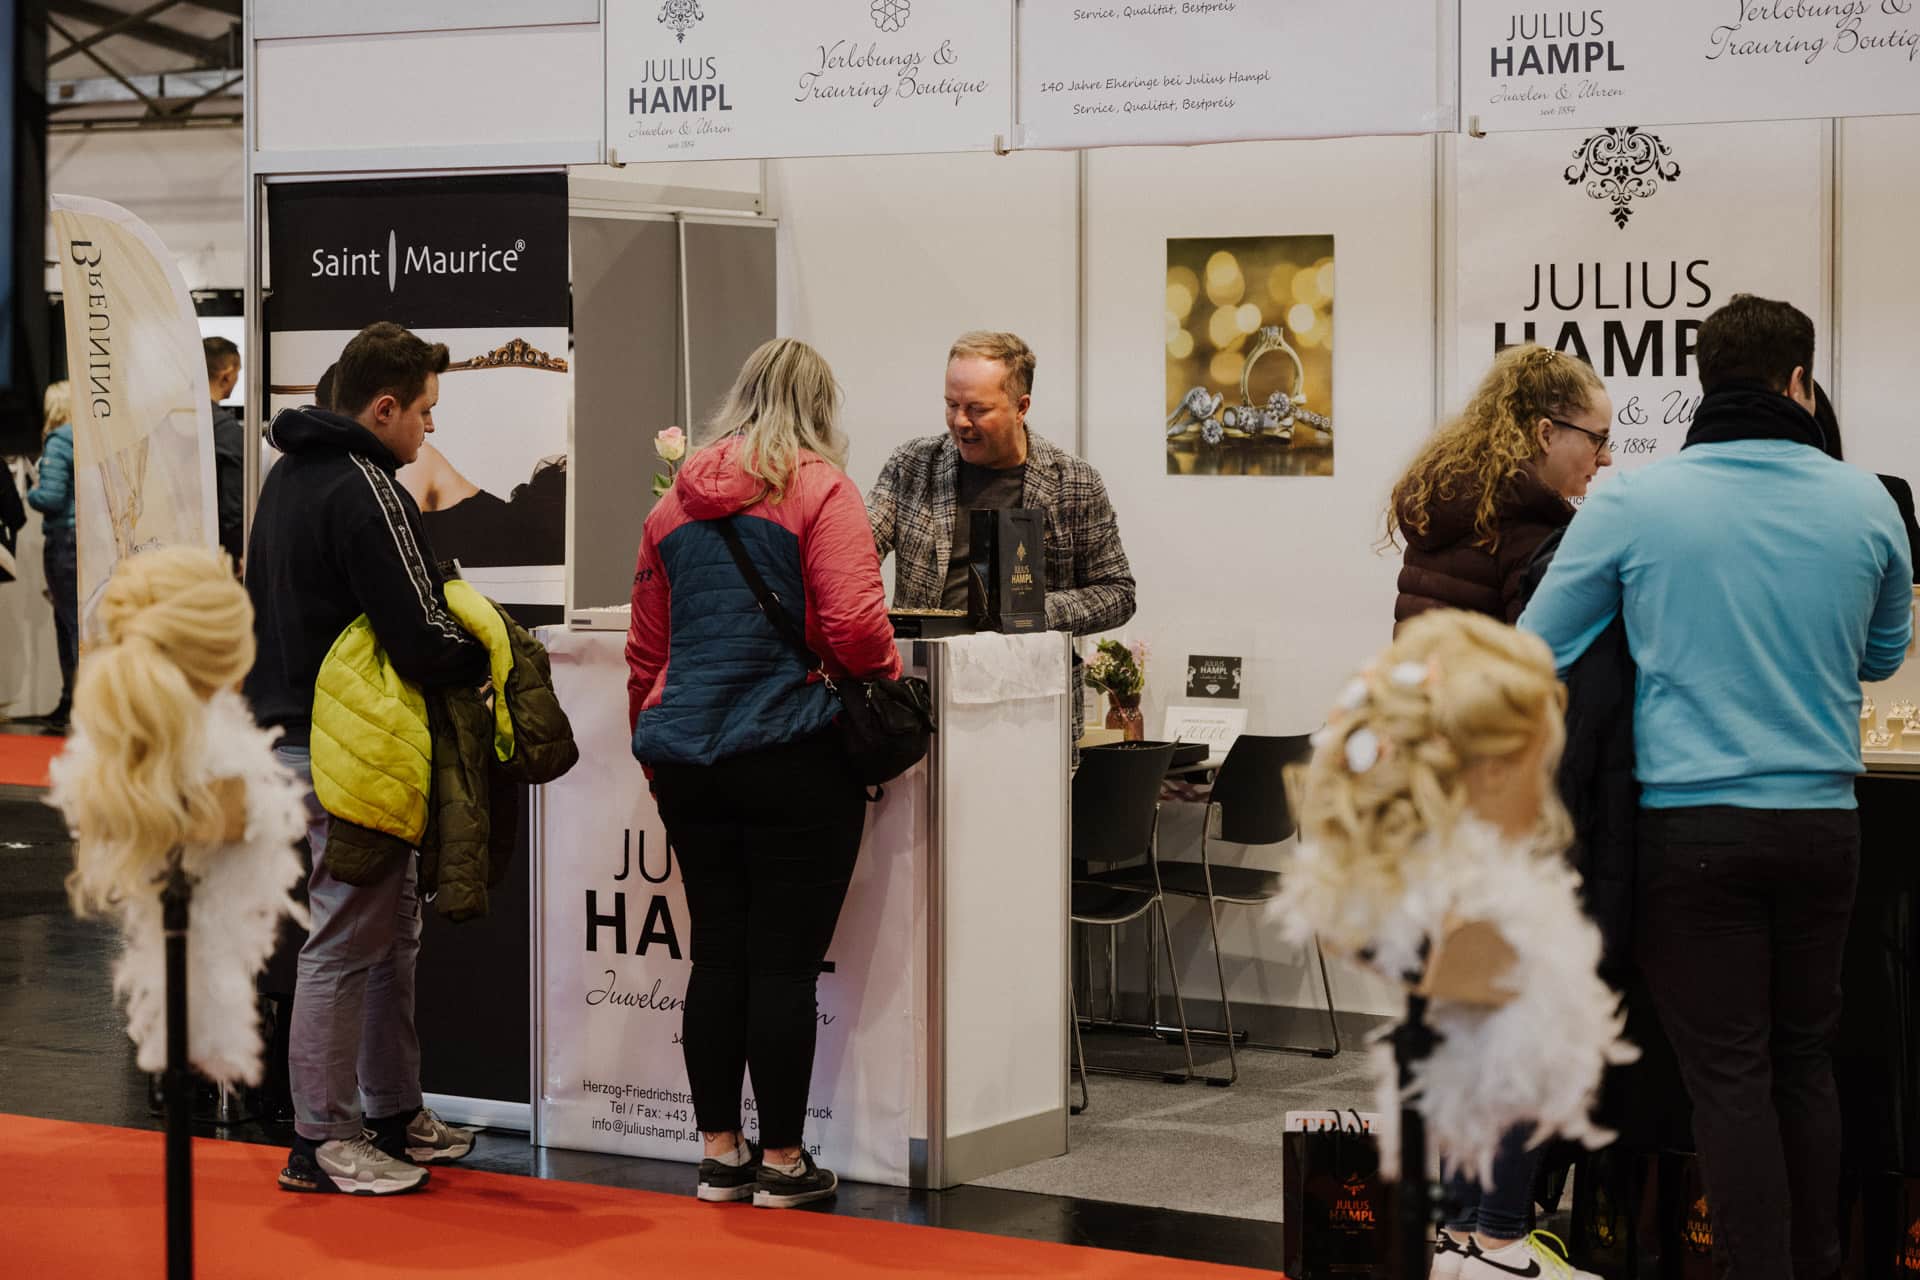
[275,745,424,1142]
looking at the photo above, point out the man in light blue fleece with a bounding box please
[1519,294,1911,1280]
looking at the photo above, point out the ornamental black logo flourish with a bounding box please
[659,0,704,43]
[872,0,911,33]
[1564,126,1681,230]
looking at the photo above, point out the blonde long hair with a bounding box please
[63,545,255,915]
[1388,344,1604,550]
[1286,610,1571,895]
[42,380,71,443]
[703,338,847,504]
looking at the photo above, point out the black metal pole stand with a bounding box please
[1389,994,1441,1280]
[161,850,194,1280]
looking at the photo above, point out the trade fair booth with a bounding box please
[226,0,1920,1254]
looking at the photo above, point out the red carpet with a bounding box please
[0,732,62,787]
[0,1115,1278,1278]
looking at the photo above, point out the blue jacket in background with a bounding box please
[1519,439,1912,811]
[27,424,75,532]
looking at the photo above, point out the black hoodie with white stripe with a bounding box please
[244,406,487,748]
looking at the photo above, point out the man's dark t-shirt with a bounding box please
[940,460,1026,610]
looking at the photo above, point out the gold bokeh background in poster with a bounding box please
[1165,234,1334,478]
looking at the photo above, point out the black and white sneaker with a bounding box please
[365,1107,476,1165]
[696,1143,761,1203]
[278,1134,429,1196]
[752,1150,837,1209]
[1460,1231,1599,1279]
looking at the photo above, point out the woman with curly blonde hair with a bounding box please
[1278,610,1629,1280]
[1391,345,1613,630]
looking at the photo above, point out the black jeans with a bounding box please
[1441,1123,1541,1239]
[42,524,77,717]
[1636,805,1859,1280]
[651,731,865,1150]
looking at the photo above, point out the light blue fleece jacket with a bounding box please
[1518,440,1912,810]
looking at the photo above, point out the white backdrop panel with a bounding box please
[1081,136,1439,1018]
[1017,0,1451,149]
[1837,115,1920,484]
[605,0,1012,163]
[1462,0,1920,132]
[1450,120,1830,478]
[254,25,602,170]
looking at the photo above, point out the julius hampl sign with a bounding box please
[1018,1,1450,148]
[604,0,1011,162]
[534,630,918,1185]
[1463,1,1920,132]
[1451,119,1828,475]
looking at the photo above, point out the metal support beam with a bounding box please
[48,0,224,68]
[47,14,164,113]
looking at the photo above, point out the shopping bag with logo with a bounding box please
[1882,1172,1920,1278]
[1283,1109,1388,1279]
[1565,1146,1659,1279]
[1653,1151,1716,1280]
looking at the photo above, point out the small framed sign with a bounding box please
[1186,654,1243,700]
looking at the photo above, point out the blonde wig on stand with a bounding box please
[61,545,253,914]
[702,337,847,504]
[1273,609,1632,1183]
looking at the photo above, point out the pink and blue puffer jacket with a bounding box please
[625,437,901,766]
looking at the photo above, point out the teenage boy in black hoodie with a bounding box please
[247,321,489,1196]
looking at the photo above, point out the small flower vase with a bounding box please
[1105,692,1145,742]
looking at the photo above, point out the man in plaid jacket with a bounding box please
[868,331,1136,738]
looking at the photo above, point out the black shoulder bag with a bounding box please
[715,517,934,795]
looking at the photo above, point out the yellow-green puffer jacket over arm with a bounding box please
[310,616,433,854]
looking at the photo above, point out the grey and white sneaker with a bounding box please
[752,1150,837,1209]
[279,1134,429,1196]
[367,1107,476,1165]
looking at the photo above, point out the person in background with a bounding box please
[1812,382,1920,583]
[205,337,244,567]
[1521,295,1912,1280]
[247,321,490,1196]
[626,338,898,1210]
[26,381,77,731]
[1387,343,1611,1279]
[867,330,1135,740]
[1390,343,1612,631]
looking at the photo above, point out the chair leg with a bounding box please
[1069,967,1090,1115]
[1313,933,1342,1057]
[1199,890,1240,1086]
[1152,897,1199,1084]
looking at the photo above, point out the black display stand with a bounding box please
[1389,994,1440,1280]
[161,850,194,1280]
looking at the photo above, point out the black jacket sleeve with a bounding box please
[337,462,489,689]
[1876,473,1920,585]
[212,410,245,564]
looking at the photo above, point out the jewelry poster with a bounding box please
[1450,120,1828,478]
[267,174,573,625]
[1166,234,1334,478]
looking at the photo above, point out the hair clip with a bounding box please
[1345,728,1382,774]
[1387,660,1432,689]
[1335,678,1369,714]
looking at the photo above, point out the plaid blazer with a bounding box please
[867,428,1137,636]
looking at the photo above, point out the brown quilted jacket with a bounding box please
[1393,466,1573,632]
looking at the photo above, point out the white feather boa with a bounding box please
[1271,819,1637,1184]
[48,691,310,1086]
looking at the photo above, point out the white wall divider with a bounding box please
[604,0,1014,164]
[1461,0,1920,134]
[1835,114,1920,484]
[1016,0,1454,149]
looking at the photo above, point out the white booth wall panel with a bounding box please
[1837,115,1920,484]
[253,26,602,170]
[49,130,244,291]
[767,150,1081,495]
[253,0,599,39]
[1083,136,1439,1020]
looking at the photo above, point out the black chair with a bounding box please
[1100,732,1340,1084]
[1069,741,1196,1113]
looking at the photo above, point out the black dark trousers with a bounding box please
[1636,804,1860,1280]
[651,732,865,1150]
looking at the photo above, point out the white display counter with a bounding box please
[529,628,1071,1188]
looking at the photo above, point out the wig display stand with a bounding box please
[1389,993,1440,1280]
[161,849,194,1280]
